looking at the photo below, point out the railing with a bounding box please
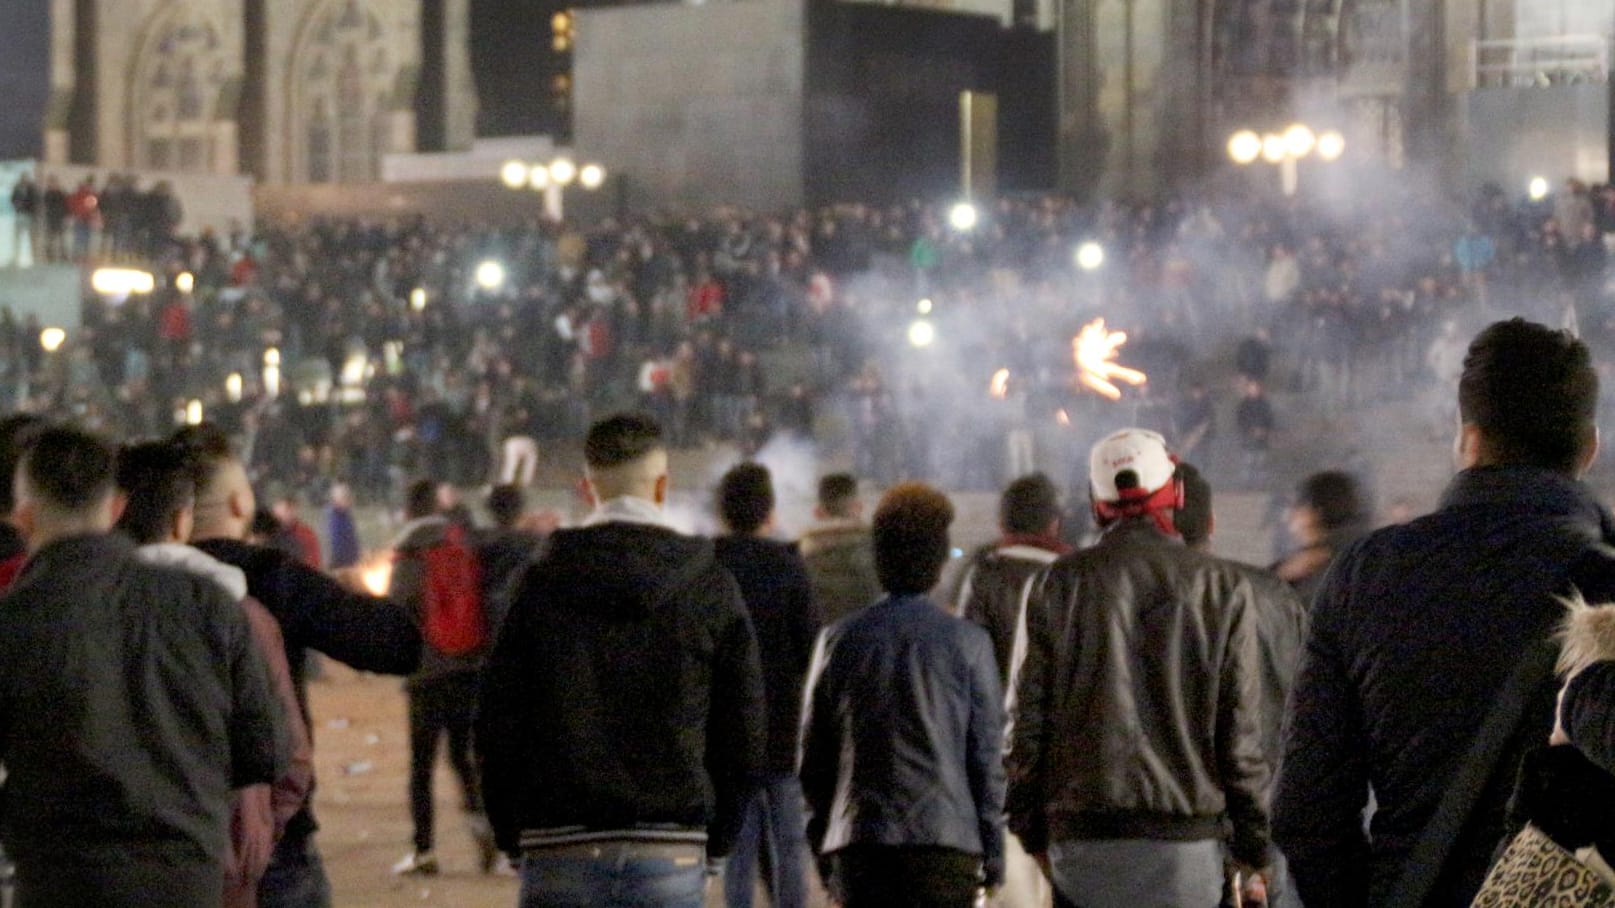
[1471,34,1610,89]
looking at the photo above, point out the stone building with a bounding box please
[44,0,478,184]
[1054,0,1613,197]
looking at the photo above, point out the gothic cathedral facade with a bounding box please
[44,0,477,184]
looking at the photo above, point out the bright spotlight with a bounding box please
[175,271,195,294]
[1227,130,1262,165]
[1316,131,1346,162]
[579,164,606,190]
[225,372,243,403]
[948,202,979,232]
[500,160,528,189]
[91,267,156,296]
[1075,241,1105,271]
[917,298,933,315]
[1528,176,1550,202]
[410,287,427,311]
[39,327,65,353]
[548,158,577,186]
[1283,124,1317,159]
[263,347,281,367]
[528,164,551,190]
[475,260,507,291]
[185,400,204,426]
[907,319,936,348]
[1261,133,1288,164]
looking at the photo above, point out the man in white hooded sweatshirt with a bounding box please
[115,440,314,908]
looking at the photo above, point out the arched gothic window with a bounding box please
[132,11,227,173]
[293,0,393,183]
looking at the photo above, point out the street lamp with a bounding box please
[39,327,65,353]
[500,160,528,190]
[1228,123,1344,196]
[499,155,606,221]
[948,202,979,232]
[908,319,936,348]
[175,271,195,294]
[1075,241,1105,271]
[475,260,507,292]
[1528,176,1551,202]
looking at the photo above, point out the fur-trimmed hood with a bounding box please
[1559,595,1615,676]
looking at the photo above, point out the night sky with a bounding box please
[0,0,555,160]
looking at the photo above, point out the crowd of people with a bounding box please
[1,174,1610,509]
[6,317,1615,908]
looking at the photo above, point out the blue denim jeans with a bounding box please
[520,840,706,908]
[258,835,333,908]
[724,775,809,908]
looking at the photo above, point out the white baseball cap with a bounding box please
[1089,428,1175,502]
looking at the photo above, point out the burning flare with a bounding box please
[1073,318,1147,401]
[989,368,1011,400]
[359,554,394,597]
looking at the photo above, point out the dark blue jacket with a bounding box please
[800,594,1006,886]
[1274,466,1615,908]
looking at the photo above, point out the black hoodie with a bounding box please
[476,521,767,858]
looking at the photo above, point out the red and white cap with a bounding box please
[1089,428,1176,502]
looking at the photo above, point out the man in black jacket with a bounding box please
[175,424,422,908]
[951,473,1069,908]
[477,413,766,908]
[1275,318,1615,907]
[713,462,819,908]
[1007,428,1270,908]
[0,425,285,907]
[800,482,1005,906]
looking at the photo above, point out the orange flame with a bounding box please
[1073,318,1147,401]
[989,368,1011,399]
[359,554,394,597]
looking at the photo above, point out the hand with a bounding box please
[1230,864,1270,907]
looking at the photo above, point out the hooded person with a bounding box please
[476,412,767,908]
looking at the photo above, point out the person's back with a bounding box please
[477,413,765,908]
[1276,319,1615,908]
[1008,430,1269,908]
[801,483,1006,907]
[0,426,284,907]
[174,422,420,904]
[800,473,880,623]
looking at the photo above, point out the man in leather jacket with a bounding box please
[800,483,1006,906]
[1007,429,1271,908]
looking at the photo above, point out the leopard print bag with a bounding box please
[1472,825,1615,907]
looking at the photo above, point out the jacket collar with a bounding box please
[1441,466,1615,540]
[136,542,249,600]
[583,496,673,530]
[18,532,132,582]
[1097,515,1183,548]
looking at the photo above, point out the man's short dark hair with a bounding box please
[170,422,235,494]
[115,441,196,545]
[487,484,525,528]
[872,483,954,595]
[0,414,48,514]
[1000,473,1061,536]
[584,413,664,470]
[817,473,859,518]
[20,425,116,514]
[1175,462,1213,548]
[405,478,439,520]
[1296,470,1367,533]
[718,463,774,535]
[1459,318,1598,473]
